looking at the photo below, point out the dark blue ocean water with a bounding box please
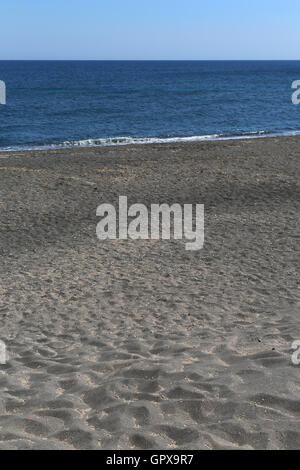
[0,60,300,150]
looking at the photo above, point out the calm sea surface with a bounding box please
[0,60,300,150]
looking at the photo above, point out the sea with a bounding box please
[0,60,300,151]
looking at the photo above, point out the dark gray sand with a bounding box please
[0,136,299,450]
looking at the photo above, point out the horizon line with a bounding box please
[1,59,300,62]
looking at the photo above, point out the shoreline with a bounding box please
[1,130,300,154]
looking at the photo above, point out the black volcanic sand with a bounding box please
[0,136,299,450]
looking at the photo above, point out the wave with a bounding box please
[59,130,269,148]
[2,129,300,152]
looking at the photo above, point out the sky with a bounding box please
[1,0,300,60]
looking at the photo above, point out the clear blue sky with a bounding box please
[1,0,299,60]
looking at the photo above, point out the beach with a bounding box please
[0,135,299,449]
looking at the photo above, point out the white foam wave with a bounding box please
[2,129,300,152]
[59,130,269,148]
